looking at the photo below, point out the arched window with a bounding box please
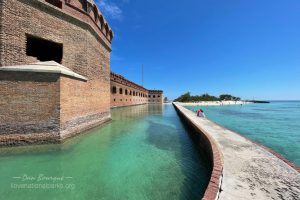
[119,88,123,94]
[129,90,132,95]
[133,91,135,96]
[153,95,156,98]
[125,89,128,95]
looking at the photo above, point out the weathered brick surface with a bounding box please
[0,0,164,146]
[59,76,111,139]
[0,72,61,144]
[0,0,113,145]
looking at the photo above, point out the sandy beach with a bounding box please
[176,100,253,106]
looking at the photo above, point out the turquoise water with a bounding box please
[185,101,300,166]
[0,104,210,200]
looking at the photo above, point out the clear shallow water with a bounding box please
[185,101,300,166]
[0,105,210,200]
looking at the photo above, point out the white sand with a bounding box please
[175,100,252,106]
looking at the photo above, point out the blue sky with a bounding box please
[97,0,300,100]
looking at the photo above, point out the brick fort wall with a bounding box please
[0,0,113,144]
[110,72,164,108]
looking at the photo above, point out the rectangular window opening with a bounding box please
[45,0,63,9]
[26,35,63,63]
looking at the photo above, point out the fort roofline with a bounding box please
[148,90,163,93]
[110,72,148,92]
[42,0,114,44]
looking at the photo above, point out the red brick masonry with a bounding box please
[110,72,164,108]
[173,103,224,200]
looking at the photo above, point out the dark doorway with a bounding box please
[26,35,63,63]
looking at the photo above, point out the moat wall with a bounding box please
[173,103,223,200]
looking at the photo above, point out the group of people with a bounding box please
[196,109,206,118]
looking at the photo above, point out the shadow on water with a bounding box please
[145,105,210,200]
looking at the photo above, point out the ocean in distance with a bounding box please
[185,101,300,166]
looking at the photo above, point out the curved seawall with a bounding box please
[173,103,300,200]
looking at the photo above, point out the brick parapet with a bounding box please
[16,0,112,52]
[110,72,147,92]
[45,0,113,44]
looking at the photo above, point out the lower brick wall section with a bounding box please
[0,72,111,146]
[0,71,61,146]
[60,111,111,140]
[173,103,223,200]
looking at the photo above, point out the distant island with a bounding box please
[174,92,240,102]
[174,92,270,103]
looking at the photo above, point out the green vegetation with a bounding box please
[174,92,241,102]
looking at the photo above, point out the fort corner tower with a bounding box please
[0,0,114,145]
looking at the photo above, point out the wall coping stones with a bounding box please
[0,61,88,81]
[173,102,300,200]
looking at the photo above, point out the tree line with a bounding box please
[174,92,241,102]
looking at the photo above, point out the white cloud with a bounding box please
[96,0,123,20]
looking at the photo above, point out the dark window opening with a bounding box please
[125,89,128,95]
[119,88,123,94]
[26,35,63,63]
[112,86,117,94]
[45,0,62,9]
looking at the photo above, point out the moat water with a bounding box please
[185,101,300,166]
[0,104,210,200]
